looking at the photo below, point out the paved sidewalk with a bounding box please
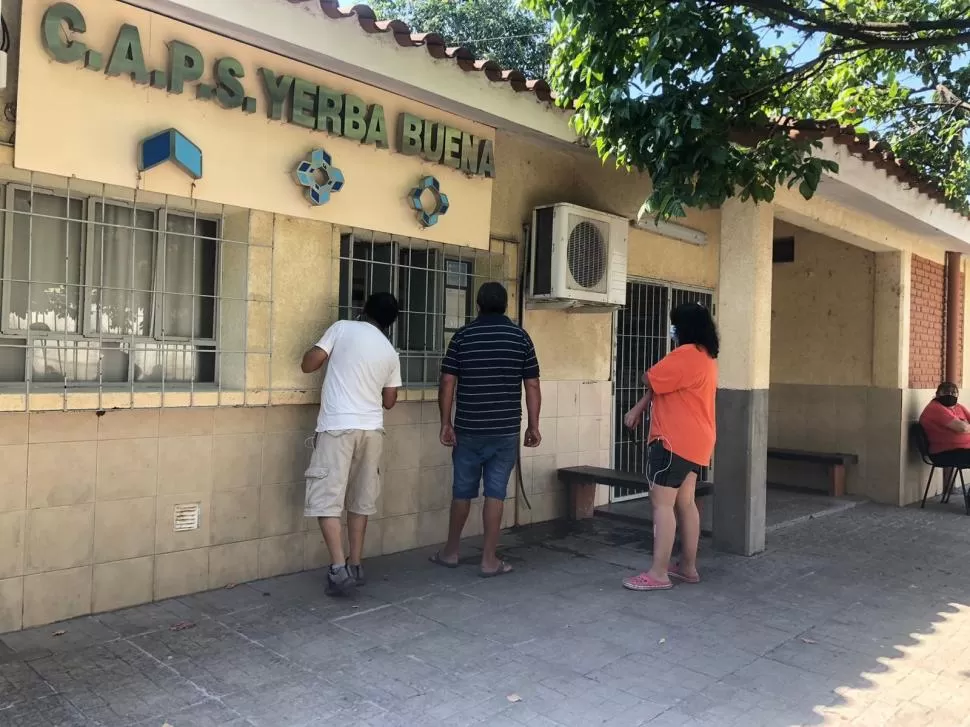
[2,502,970,726]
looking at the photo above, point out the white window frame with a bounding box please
[83,198,159,341]
[152,209,221,345]
[443,257,472,334]
[1,184,88,338]
[0,184,222,384]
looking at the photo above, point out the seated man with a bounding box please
[919,382,970,466]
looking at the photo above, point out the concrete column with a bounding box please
[714,198,773,555]
[868,251,909,504]
[872,251,910,390]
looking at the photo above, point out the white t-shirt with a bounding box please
[315,320,402,432]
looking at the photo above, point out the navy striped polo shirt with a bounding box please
[441,314,540,436]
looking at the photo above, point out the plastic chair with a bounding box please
[913,422,970,514]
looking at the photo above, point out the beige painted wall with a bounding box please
[16,0,494,249]
[766,224,908,501]
[628,216,720,291]
[765,227,960,505]
[769,177,960,496]
[268,215,339,396]
[490,133,647,240]
[771,222,875,386]
[0,0,20,145]
[767,383,905,502]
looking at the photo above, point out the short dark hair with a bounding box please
[938,381,959,396]
[671,302,719,358]
[363,292,399,329]
[477,282,508,315]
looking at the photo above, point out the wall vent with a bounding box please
[173,503,201,532]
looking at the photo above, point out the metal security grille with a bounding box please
[336,231,516,389]
[0,175,249,403]
[612,279,715,502]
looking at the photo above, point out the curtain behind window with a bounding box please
[88,203,155,337]
[8,191,83,333]
[159,215,216,339]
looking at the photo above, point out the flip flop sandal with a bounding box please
[479,561,513,578]
[429,552,459,569]
[622,572,673,591]
[667,565,701,584]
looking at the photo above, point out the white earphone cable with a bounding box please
[645,402,674,487]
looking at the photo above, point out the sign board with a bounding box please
[16,0,495,247]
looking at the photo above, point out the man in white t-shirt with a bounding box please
[301,292,402,596]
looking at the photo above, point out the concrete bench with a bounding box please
[557,465,714,521]
[766,448,858,497]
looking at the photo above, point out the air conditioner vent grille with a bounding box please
[567,219,607,290]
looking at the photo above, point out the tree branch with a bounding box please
[740,43,866,103]
[714,0,970,46]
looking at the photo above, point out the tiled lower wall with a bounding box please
[516,380,613,521]
[0,379,611,632]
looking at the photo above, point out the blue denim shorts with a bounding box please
[452,433,520,501]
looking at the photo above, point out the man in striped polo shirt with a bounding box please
[431,282,541,577]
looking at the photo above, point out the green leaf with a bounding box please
[493,0,968,216]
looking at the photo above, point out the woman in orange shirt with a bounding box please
[622,303,718,591]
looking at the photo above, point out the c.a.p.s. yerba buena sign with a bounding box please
[40,2,495,178]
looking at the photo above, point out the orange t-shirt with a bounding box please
[646,344,718,466]
[919,400,970,454]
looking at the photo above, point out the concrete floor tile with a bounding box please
[0,500,969,726]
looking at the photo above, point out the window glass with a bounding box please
[7,190,84,334]
[88,202,156,337]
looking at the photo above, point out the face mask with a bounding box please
[939,394,958,408]
[669,325,678,346]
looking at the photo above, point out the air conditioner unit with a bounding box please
[528,203,628,307]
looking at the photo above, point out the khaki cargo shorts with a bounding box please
[304,430,384,518]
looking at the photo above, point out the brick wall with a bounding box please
[909,255,965,388]
[909,256,945,388]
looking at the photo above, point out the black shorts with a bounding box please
[647,440,701,488]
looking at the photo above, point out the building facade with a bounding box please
[0,0,968,632]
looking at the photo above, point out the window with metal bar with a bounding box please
[0,185,222,387]
[337,231,512,388]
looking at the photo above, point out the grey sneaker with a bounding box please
[347,562,366,587]
[326,565,356,597]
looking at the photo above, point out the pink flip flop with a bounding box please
[667,565,701,584]
[622,572,673,591]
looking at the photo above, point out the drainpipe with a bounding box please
[945,251,963,384]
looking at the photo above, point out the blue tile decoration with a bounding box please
[408,176,450,227]
[295,148,345,206]
[137,128,203,180]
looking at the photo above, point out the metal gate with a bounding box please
[611,280,715,502]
